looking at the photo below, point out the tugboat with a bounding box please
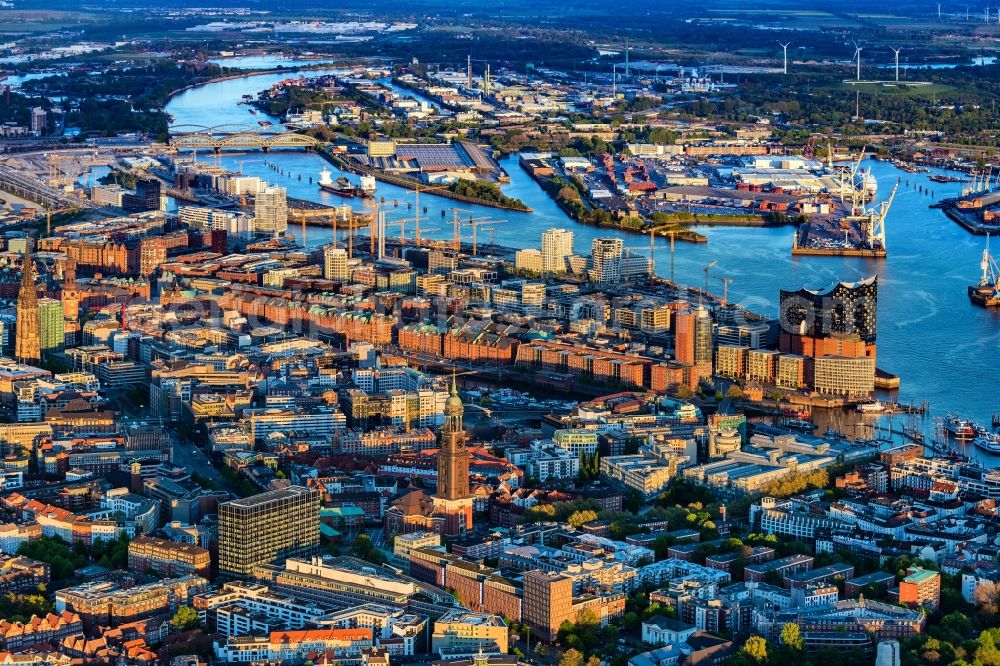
[969,236,1000,307]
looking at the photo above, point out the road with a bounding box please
[169,427,227,489]
[117,410,227,490]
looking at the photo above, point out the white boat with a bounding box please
[974,433,1000,454]
[318,168,334,187]
[854,168,877,200]
[360,175,377,193]
[857,401,885,413]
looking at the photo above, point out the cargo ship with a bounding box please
[969,237,1000,307]
[930,174,964,183]
[318,168,373,198]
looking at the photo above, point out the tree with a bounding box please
[585,656,602,666]
[568,510,599,527]
[780,623,803,651]
[742,635,768,663]
[171,606,201,632]
[350,534,387,565]
[560,648,584,666]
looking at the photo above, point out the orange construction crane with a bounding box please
[404,183,452,243]
[716,276,733,307]
[464,218,506,256]
[449,208,496,253]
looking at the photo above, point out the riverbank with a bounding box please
[654,214,796,228]
[938,202,1000,235]
[163,62,366,125]
[318,150,533,212]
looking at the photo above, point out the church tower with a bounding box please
[433,375,474,537]
[15,248,40,365]
[61,256,79,322]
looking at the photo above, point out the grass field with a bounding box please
[836,82,955,96]
[0,10,97,34]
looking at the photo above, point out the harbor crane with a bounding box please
[858,179,899,251]
[977,235,1000,290]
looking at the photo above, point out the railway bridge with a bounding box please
[169,124,323,151]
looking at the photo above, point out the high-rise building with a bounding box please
[779,277,878,396]
[674,307,713,363]
[122,178,161,213]
[38,298,64,354]
[218,486,320,580]
[589,238,623,284]
[29,107,46,135]
[673,305,713,383]
[541,228,574,273]
[693,306,713,366]
[15,249,40,365]
[673,309,695,365]
[432,376,473,538]
[255,186,288,235]
[324,246,350,281]
[522,570,574,642]
[779,276,877,343]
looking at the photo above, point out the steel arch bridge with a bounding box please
[169,124,322,151]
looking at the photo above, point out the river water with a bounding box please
[165,61,1000,443]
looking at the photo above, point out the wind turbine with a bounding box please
[853,42,863,81]
[891,47,902,82]
[778,41,791,74]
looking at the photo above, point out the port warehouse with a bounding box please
[357,140,502,179]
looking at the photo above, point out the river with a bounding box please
[165,60,1000,449]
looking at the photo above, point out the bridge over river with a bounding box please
[169,124,322,151]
